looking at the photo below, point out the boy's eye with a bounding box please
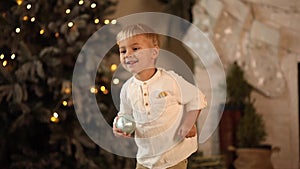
[133,47,140,51]
[119,50,126,54]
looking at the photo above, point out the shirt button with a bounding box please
[144,93,147,96]
[147,112,150,115]
[143,82,147,85]
[145,103,149,106]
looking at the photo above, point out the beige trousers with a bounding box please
[136,159,188,169]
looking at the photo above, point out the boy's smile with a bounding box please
[118,35,159,80]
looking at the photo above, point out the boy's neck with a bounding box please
[135,68,157,81]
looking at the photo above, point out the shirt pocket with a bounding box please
[149,90,178,118]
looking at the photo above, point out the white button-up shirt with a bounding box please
[118,68,207,169]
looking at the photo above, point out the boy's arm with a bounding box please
[178,109,201,138]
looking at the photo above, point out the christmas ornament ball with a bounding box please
[115,115,136,134]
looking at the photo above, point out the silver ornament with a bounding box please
[115,115,136,134]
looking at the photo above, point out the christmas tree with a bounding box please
[0,0,135,168]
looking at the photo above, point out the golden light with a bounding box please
[15,27,21,33]
[65,9,71,14]
[90,87,98,94]
[30,17,35,22]
[110,64,117,71]
[104,19,110,24]
[40,29,45,35]
[68,21,74,28]
[94,18,100,24]
[100,86,106,92]
[64,87,71,94]
[0,54,4,59]
[62,100,68,106]
[55,32,60,38]
[16,0,23,5]
[11,54,16,59]
[2,60,7,67]
[26,4,32,10]
[50,112,59,123]
[90,3,97,8]
[103,89,109,95]
[23,15,28,21]
[78,0,84,5]
[111,19,117,24]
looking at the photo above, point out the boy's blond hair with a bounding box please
[116,23,160,47]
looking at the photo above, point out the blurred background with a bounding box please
[0,0,299,169]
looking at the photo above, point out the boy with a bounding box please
[113,23,207,169]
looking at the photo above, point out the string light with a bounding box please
[110,64,117,71]
[11,54,16,59]
[40,29,45,35]
[15,27,21,33]
[104,19,110,24]
[103,89,109,95]
[90,87,98,94]
[2,60,7,67]
[113,78,120,85]
[65,9,71,14]
[0,54,4,59]
[62,100,68,106]
[111,19,117,24]
[67,21,74,28]
[50,112,59,123]
[100,86,106,92]
[30,17,35,22]
[26,4,32,10]
[78,0,84,5]
[23,15,28,21]
[94,18,100,24]
[16,0,23,5]
[90,3,97,8]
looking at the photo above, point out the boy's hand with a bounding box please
[185,125,197,138]
[178,125,197,138]
[113,116,132,138]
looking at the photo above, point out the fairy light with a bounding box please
[65,9,71,14]
[103,89,109,95]
[15,27,21,33]
[0,54,4,59]
[90,3,97,8]
[26,4,32,10]
[110,64,117,71]
[11,53,16,59]
[90,87,98,94]
[78,0,84,5]
[40,29,45,35]
[16,0,23,5]
[100,86,106,92]
[104,19,110,25]
[67,21,74,28]
[50,112,59,123]
[113,78,120,85]
[23,15,28,21]
[62,100,68,106]
[2,60,7,67]
[55,32,59,38]
[30,17,35,22]
[94,18,100,24]
[111,19,117,24]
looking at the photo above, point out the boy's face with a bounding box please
[118,35,159,74]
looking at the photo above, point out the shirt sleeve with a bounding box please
[118,81,133,116]
[169,71,207,112]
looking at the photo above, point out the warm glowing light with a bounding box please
[62,100,68,106]
[0,54,4,59]
[78,0,84,5]
[103,89,109,95]
[40,29,45,35]
[2,60,8,67]
[15,27,21,33]
[50,114,59,123]
[110,64,117,71]
[113,78,119,85]
[64,87,71,94]
[90,87,98,94]
[53,112,59,118]
[11,54,16,59]
[90,3,97,8]
[26,4,32,10]
[94,18,100,24]
[100,86,106,92]
[65,9,71,14]
[23,15,28,21]
[68,21,74,28]
[104,19,110,24]
[16,0,23,5]
[111,19,117,24]
[30,17,35,22]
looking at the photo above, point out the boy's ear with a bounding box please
[152,47,159,59]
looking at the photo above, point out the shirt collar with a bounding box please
[132,68,163,85]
